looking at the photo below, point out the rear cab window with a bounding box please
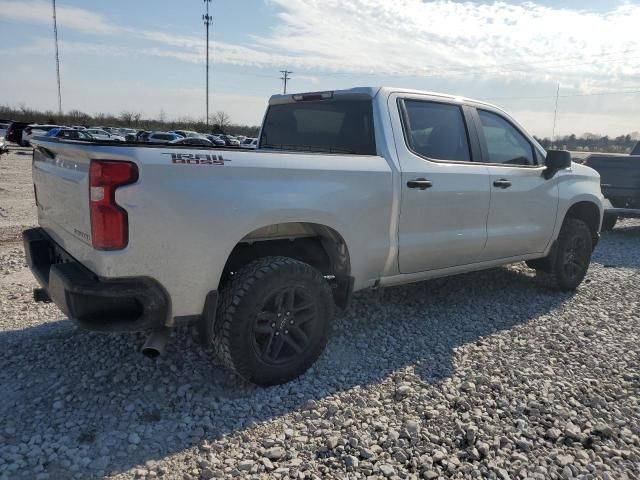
[400,100,472,162]
[260,98,376,155]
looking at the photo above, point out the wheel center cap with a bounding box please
[278,311,292,330]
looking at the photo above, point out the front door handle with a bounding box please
[493,179,512,189]
[407,178,433,190]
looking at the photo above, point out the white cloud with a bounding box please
[250,0,640,89]
[1,0,640,134]
[3,0,639,87]
[0,0,123,35]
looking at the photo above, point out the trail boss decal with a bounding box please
[164,153,230,165]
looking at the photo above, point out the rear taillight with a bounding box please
[89,160,138,250]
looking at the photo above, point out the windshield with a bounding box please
[260,99,376,155]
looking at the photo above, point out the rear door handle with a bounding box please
[493,179,512,189]
[407,178,433,190]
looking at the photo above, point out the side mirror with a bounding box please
[544,150,572,179]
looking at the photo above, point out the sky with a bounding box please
[0,0,639,137]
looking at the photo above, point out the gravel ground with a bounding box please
[0,147,639,480]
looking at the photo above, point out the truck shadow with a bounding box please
[0,265,573,478]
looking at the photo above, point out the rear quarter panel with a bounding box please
[105,148,394,318]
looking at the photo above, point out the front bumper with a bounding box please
[23,228,169,332]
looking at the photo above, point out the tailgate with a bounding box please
[32,141,93,249]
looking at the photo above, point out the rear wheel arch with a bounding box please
[221,222,353,309]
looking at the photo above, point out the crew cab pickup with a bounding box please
[24,87,604,385]
[584,142,640,230]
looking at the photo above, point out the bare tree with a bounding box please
[119,111,134,126]
[211,111,231,132]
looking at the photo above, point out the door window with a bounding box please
[478,110,535,166]
[402,100,472,162]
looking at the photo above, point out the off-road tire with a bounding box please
[214,256,334,386]
[601,213,617,232]
[549,218,593,291]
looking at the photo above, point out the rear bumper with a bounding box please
[605,207,640,219]
[23,227,169,332]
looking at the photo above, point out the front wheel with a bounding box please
[214,256,334,386]
[551,218,593,291]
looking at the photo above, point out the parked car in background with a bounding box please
[0,123,8,138]
[170,130,204,139]
[85,129,125,142]
[240,138,258,150]
[71,126,87,130]
[168,137,214,147]
[45,128,94,140]
[221,135,240,147]
[147,132,181,143]
[135,131,151,142]
[22,125,61,146]
[584,141,640,230]
[235,135,247,143]
[117,128,138,137]
[6,121,31,146]
[206,134,226,146]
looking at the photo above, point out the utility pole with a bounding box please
[280,70,293,94]
[52,0,62,116]
[552,83,560,149]
[203,0,212,127]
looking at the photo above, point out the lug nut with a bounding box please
[271,323,276,328]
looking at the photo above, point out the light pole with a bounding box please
[52,0,62,116]
[203,0,212,127]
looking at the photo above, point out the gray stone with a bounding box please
[264,447,285,460]
[379,464,396,477]
[344,455,358,469]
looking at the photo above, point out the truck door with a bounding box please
[471,108,559,260]
[390,94,491,273]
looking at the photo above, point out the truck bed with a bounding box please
[29,136,394,320]
[584,153,640,206]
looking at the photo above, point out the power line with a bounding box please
[280,70,293,94]
[481,88,640,101]
[203,0,212,126]
[52,0,62,116]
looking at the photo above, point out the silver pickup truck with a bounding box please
[24,87,603,385]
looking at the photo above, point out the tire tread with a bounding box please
[214,256,334,384]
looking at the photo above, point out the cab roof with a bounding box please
[268,86,503,111]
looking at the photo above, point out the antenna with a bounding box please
[203,0,213,127]
[280,70,293,94]
[52,0,62,116]
[552,83,560,148]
